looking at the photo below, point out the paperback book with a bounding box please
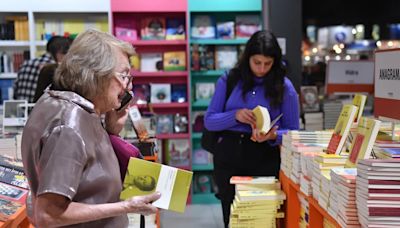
[120,158,192,213]
[252,105,283,134]
[326,104,358,154]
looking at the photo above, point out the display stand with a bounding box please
[279,171,341,228]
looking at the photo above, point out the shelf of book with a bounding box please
[0,41,30,46]
[131,40,187,46]
[192,164,214,171]
[190,38,248,45]
[191,70,224,77]
[188,0,261,12]
[279,171,341,228]
[191,192,219,204]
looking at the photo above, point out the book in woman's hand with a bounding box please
[252,105,283,134]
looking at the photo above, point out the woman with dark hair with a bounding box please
[204,30,299,227]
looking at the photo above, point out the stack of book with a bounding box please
[323,100,343,129]
[310,153,347,202]
[0,137,17,160]
[329,168,360,227]
[304,112,324,131]
[281,131,331,184]
[229,176,285,228]
[356,159,400,228]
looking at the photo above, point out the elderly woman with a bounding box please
[21,29,160,227]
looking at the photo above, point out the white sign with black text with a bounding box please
[374,50,400,100]
[327,60,374,85]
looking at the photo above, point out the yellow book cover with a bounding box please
[252,105,283,134]
[314,153,347,164]
[234,195,283,205]
[326,104,358,154]
[63,19,85,36]
[345,117,381,168]
[163,51,186,71]
[352,93,367,125]
[235,183,281,191]
[236,190,286,202]
[120,158,192,213]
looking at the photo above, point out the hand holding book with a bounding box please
[251,106,283,142]
[123,191,161,215]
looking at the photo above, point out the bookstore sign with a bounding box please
[374,49,400,120]
[326,60,374,94]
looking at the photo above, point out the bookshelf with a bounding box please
[0,0,110,104]
[188,0,263,204]
[280,171,341,228]
[111,0,191,206]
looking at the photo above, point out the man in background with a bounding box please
[13,36,71,103]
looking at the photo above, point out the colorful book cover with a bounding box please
[171,84,187,103]
[300,86,320,112]
[0,198,22,222]
[150,83,171,103]
[195,82,215,101]
[216,21,235,39]
[352,93,367,124]
[166,139,190,167]
[163,51,186,71]
[191,15,216,39]
[120,158,192,213]
[140,17,166,40]
[326,104,358,154]
[215,45,238,70]
[235,15,261,38]
[132,84,150,105]
[236,190,286,202]
[156,114,173,134]
[345,117,381,167]
[166,18,185,40]
[140,53,162,72]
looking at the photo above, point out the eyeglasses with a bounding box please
[115,72,134,85]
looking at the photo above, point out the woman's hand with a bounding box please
[235,109,256,126]
[251,126,278,143]
[105,107,129,135]
[124,192,161,215]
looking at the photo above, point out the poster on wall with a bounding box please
[374,49,400,120]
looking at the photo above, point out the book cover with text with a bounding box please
[345,117,381,168]
[120,158,192,213]
[326,104,358,154]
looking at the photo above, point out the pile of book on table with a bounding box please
[356,159,400,228]
[229,176,286,228]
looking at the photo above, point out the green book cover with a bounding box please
[120,158,193,213]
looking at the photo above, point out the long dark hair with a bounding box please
[228,30,286,107]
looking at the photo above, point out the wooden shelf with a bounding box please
[190,38,248,45]
[131,40,187,46]
[132,71,188,84]
[191,70,224,77]
[192,164,213,171]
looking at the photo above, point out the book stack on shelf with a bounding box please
[300,86,323,131]
[229,176,285,228]
[328,168,360,228]
[356,159,400,228]
[0,16,29,41]
[298,193,309,228]
[323,100,343,129]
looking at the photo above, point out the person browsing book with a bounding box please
[21,29,160,228]
[204,30,299,227]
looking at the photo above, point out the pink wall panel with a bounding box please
[111,0,187,12]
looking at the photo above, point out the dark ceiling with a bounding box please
[303,0,400,26]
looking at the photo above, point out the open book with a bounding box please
[120,158,192,213]
[252,105,283,134]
